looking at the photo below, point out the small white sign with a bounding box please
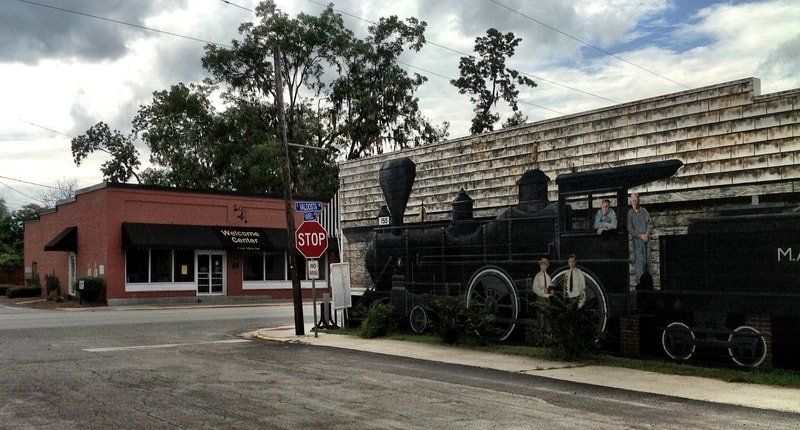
[79,280,85,290]
[378,216,390,226]
[330,263,352,309]
[307,259,320,280]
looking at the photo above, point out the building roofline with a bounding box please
[76,181,331,201]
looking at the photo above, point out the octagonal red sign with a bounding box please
[295,221,328,259]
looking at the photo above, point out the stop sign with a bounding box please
[295,221,328,259]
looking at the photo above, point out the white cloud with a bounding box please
[0,0,798,209]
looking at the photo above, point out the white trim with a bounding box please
[242,280,327,290]
[125,282,198,292]
[195,250,226,296]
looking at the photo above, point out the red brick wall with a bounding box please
[25,185,332,302]
[24,191,108,296]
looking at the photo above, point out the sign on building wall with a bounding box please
[217,228,264,251]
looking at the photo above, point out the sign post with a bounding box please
[295,220,328,338]
[307,259,320,337]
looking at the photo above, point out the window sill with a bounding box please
[243,280,327,290]
[125,282,197,292]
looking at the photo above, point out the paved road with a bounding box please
[1,304,798,429]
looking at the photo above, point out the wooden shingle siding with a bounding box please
[340,78,800,231]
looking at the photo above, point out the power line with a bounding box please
[218,0,565,115]
[398,60,564,115]
[0,175,59,190]
[0,180,45,204]
[304,0,619,104]
[489,0,690,90]
[13,0,230,48]
[218,0,253,12]
[17,118,74,139]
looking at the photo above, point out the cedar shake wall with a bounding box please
[339,78,800,290]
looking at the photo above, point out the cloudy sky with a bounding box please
[0,0,798,210]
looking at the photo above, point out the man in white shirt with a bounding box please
[563,254,587,307]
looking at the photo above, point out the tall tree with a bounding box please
[451,28,537,134]
[331,16,448,159]
[71,0,443,198]
[71,122,141,183]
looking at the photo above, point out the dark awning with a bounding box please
[44,226,77,252]
[556,159,683,194]
[122,223,288,251]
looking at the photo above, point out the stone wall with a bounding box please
[339,77,800,290]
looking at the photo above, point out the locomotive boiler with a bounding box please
[361,156,800,368]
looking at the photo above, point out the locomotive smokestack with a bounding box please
[451,188,474,222]
[379,157,416,228]
[518,169,550,203]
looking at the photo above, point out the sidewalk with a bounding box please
[252,324,800,414]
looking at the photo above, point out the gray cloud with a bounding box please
[0,0,186,64]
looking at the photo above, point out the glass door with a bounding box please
[196,252,225,295]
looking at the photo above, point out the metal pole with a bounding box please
[273,41,304,336]
[312,272,318,338]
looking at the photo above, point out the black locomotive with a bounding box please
[361,157,800,367]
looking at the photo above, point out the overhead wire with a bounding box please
[218,0,566,114]
[304,0,620,104]
[489,0,690,90]
[0,175,60,190]
[0,180,45,204]
[12,0,231,48]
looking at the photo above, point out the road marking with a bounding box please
[0,303,21,310]
[82,339,250,352]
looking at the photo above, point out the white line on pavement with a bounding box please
[82,339,251,352]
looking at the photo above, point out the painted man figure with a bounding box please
[532,258,553,332]
[564,254,587,307]
[593,199,618,235]
[627,193,654,286]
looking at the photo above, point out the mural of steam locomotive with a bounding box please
[361,157,800,368]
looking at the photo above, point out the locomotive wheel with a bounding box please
[409,305,428,334]
[728,326,767,367]
[661,322,696,361]
[550,268,608,333]
[466,268,519,341]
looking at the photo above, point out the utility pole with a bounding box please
[274,41,304,336]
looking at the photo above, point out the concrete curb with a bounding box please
[250,329,308,345]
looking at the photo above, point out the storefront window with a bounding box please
[265,252,284,280]
[151,250,173,282]
[243,252,264,281]
[174,250,194,282]
[126,249,149,283]
[242,251,326,284]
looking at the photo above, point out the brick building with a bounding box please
[24,183,334,305]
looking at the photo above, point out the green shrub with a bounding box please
[45,272,60,296]
[539,295,602,360]
[6,285,42,298]
[427,296,498,345]
[77,276,105,303]
[359,302,395,339]
[0,284,13,296]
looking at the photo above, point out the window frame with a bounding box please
[125,248,197,292]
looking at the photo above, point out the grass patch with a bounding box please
[319,327,800,388]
